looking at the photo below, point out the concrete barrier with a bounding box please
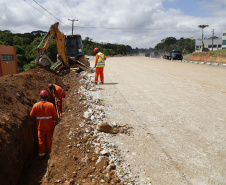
[167,59,226,68]
[211,63,219,66]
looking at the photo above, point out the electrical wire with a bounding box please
[58,0,72,18]
[73,25,182,33]
[74,26,151,31]
[65,0,74,17]
[33,0,71,28]
[33,0,62,23]
[47,0,64,15]
[24,0,55,22]
[74,24,223,33]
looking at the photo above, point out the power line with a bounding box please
[33,0,62,23]
[58,0,71,18]
[74,26,153,31]
[24,0,55,22]
[65,0,74,17]
[74,24,225,33]
[47,0,64,15]
[32,0,71,28]
[73,25,190,31]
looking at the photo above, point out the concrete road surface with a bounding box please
[90,56,226,185]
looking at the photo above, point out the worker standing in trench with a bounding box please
[30,90,58,159]
[48,84,66,118]
[93,48,107,85]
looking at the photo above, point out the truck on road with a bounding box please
[163,50,183,61]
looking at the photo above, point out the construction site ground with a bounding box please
[0,56,226,185]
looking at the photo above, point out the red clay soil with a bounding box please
[183,54,226,63]
[0,68,66,185]
[0,68,127,185]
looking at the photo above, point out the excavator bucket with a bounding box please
[35,54,52,67]
[76,55,95,73]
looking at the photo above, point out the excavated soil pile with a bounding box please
[0,68,130,185]
[183,54,226,63]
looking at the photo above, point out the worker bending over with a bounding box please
[49,84,66,118]
[94,48,107,85]
[30,90,58,159]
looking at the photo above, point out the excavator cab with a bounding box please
[65,35,84,57]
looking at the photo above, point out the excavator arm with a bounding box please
[36,22,67,67]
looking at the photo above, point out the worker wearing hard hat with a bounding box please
[48,84,66,118]
[93,48,107,85]
[30,90,58,159]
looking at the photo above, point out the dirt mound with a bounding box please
[183,54,226,63]
[0,68,131,185]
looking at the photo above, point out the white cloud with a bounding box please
[0,0,225,48]
[199,0,226,17]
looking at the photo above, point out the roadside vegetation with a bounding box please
[154,37,195,54]
[191,49,226,57]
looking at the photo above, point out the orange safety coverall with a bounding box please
[30,101,58,158]
[53,84,66,116]
[95,52,107,84]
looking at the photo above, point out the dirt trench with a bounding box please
[0,68,66,185]
[0,68,128,185]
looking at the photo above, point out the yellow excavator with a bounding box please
[35,22,93,73]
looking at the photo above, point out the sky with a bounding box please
[0,0,226,48]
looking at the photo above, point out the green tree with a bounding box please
[155,36,196,54]
[13,36,23,45]
[23,61,37,71]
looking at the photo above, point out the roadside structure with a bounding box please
[195,38,222,52]
[195,28,226,52]
[0,45,18,76]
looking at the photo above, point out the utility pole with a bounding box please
[211,29,215,51]
[68,19,78,35]
[190,37,193,53]
[198,25,209,51]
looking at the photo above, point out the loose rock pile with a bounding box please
[77,71,137,184]
[44,70,136,184]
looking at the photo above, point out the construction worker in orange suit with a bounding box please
[30,90,58,159]
[48,84,66,118]
[94,48,107,85]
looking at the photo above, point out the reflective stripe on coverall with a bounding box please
[53,84,66,116]
[95,52,106,83]
[30,101,58,158]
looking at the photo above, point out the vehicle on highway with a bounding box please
[202,48,209,52]
[163,50,183,61]
[145,52,150,57]
[170,50,183,60]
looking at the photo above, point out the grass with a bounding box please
[192,49,226,57]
